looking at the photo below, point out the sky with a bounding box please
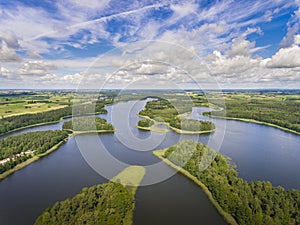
[0,0,299,89]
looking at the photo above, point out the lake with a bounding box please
[0,99,299,225]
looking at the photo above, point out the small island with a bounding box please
[137,99,215,134]
[62,117,114,134]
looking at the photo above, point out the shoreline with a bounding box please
[137,115,215,135]
[0,137,69,181]
[209,115,300,135]
[153,149,238,225]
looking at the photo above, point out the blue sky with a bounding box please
[0,0,299,89]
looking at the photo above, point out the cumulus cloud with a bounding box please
[266,45,300,68]
[126,62,170,76]
[206,50,261,75]
[227,38,256,57]
[18,61,57,76]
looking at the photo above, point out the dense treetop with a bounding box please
[0,130,68,174]
[62,117,114,132]
[35,182,134,225]
[163,141,300,225]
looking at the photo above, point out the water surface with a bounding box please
[0,99,299,225]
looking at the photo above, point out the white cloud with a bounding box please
[0,67,10,78]
[227,38,256,57]
[206,50,261,75]
[0,42,21,62]
[294,34,300,45]
[18,61,57,76]
[0,30,20,49]
[133,63,168,75]
[266,45,300,68]
[280,24,299,48]
[67,0,111,10]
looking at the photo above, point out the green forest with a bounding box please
[137,119,154,128]
[163,141,300,225]
[62,117,114,132]
[139,99,215,132]
[0,100,109,135]
[169,118,215,132]
[0,130,68,174]
[206,93,300,133]
[35,182,134,225]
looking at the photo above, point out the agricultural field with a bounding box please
[0,91,74,118]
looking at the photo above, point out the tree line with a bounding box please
[207,94,300,133]
[0,130,68,174]
[164,141,300,225]
[169,118,215,132]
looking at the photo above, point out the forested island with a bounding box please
[35,182,134,225]
[154,141,300,225]
[138,99,215,134]
[35,166,145,225]
[0,130,68,177]
[62,117,114,133]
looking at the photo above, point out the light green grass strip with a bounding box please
[111,166,146,194]
[111,166,146,225]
